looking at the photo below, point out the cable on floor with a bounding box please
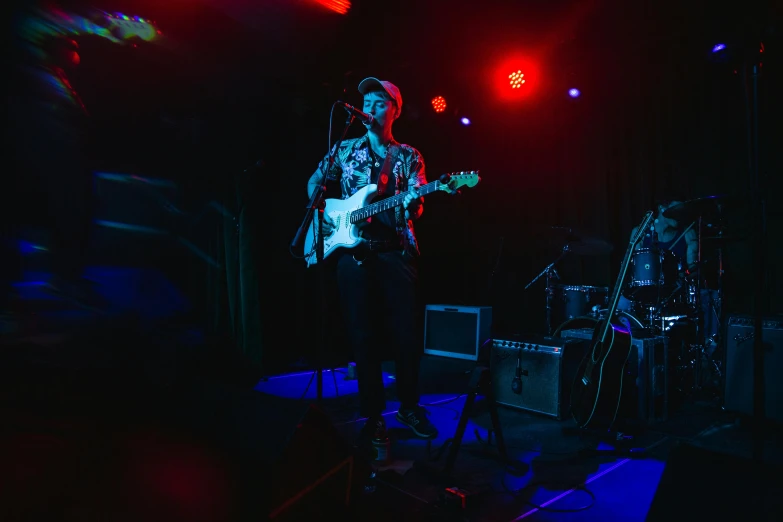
[499,474,596,513]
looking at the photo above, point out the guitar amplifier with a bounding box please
[560,328,668,424]
[424,305,492,361]
[723,315,783,423]
[490,335,586,419]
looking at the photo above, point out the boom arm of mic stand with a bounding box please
[524,247,569,290]
[290,113,356,252]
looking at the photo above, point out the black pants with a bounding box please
[335,249,422,418]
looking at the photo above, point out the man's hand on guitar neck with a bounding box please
[403,185,423,221]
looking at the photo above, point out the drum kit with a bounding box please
[527,194,747,399]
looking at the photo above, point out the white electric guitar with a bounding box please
[304,171,480,267]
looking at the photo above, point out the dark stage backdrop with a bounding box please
[59,0,779,371]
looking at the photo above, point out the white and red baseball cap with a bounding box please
[358,77,403,111]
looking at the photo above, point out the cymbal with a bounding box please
[662,195,743,223]
[533,226,613,254]
[563,238,614,255]
[700,234,750,245]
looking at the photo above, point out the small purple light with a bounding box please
[460,117,470,125]
[568,88,580,98]
[712,43,726,53]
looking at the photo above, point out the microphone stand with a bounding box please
[745,54,765,467]
[525,246,569,335]
[290,111,356,405]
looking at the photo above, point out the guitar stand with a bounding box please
[418,366,528,479]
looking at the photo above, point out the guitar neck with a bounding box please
[599,211,654,342]
[349,180,441,224]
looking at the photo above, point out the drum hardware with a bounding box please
[653,195,747,398]
[524,232,612,335]
[659,315,689,332]
[539,198,746,404]
[525,228,614,335]
[550,284,609,328]
[524,246,569,335]
[624,247,679,305]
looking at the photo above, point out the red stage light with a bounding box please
[431,96,447,113]
[508,70,526,89]
[314,0,351,15]
[492,55,541,102]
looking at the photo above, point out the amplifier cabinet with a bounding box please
[423,305,492,361]
[723,315,783,423]
[560,329,668,424]
[490,336,586,419]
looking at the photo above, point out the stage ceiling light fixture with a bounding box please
[314,0,351,15]
[431,96,447,113]
[493,54,540,101]
[568,88,580,98]
[508,69,526,89]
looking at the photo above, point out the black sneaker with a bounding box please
[397,406,438,439]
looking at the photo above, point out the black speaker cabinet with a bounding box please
[560,328,669,424]
[490,335,585,419]
[723,315,783,423]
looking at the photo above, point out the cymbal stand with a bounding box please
[706,221,726,388]
[525,246,569,335]
[693,215,705,392]
[715,220,725,347]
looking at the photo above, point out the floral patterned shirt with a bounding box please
[314,134,427,257]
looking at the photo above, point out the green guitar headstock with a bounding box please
[438,171,481,195]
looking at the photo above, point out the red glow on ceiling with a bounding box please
[314,0,351,15]
[431,96,447,113]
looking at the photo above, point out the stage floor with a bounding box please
[258,355,783,522]
[2,275,783,522]
[4,319,782,522]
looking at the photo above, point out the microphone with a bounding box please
[511,347,523,395]
[337,101,374,125]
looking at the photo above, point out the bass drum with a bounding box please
[551,311,645,339]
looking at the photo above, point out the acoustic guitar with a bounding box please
[569,211,655,430]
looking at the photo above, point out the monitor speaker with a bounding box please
[723,315,783,423]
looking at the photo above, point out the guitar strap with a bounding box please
[376,143,400,196]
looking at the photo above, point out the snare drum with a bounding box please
[625,247,680,304]
[550,285,609,326]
